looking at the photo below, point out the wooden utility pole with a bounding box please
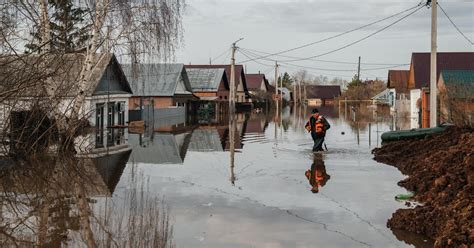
[229,38,243,115]
[298,79,302,104]
[274,61,279,117]
[229,38,242,186]
[357,56,361,82]
[430,0,438,127]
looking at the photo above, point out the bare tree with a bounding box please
[0,0,185,153]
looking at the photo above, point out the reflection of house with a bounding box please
[0,53,133,154]
[186,68,230,114]
[129,132,192,164]
[188,128,225,152]
[304,85,341,106]
[245,115,268,134]
[438,70,474,125]
[0,148,131,197]
[407,52,474,127]
[123,64,196,113]
[186,65,250,108]
[387,70,410,97]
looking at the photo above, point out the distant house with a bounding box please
[387,70,410,97]
[438,70,474,125]
[304,85,341,106]
[407,52,474,127]
[122,64,196,113]
[186,68,230,114]
[0,53,133,154]
[246,73,270,95]
[185,65,250,108]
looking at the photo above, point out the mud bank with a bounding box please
[373,127,474,247]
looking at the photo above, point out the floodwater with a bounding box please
[0,105,434,247]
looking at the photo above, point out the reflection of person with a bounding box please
[305,153,330,193]
[305,108,330,152]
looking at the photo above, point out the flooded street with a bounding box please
[117,107,431,248]
[0,106,435,247]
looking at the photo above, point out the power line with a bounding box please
[240,47,408,66]
[238,3,424,63]
[212,47,231,63]
[237,49,276,67]
[438,2,474,45]
[278,5,424,62]
[241,48,409,72]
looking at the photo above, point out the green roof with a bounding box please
[440,70,474,99]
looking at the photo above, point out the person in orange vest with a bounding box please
[305,153,330,193]
[305,108,330,152]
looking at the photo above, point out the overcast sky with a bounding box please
[174,0,474,81]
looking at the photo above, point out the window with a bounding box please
[117,102,125,125]
[95,104,104,148]
[107,102,115,146]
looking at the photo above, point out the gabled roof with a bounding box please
[185,64,248,92]
[387,70,409,91]
[0,53,132,97]
[305,85,341,100]
[122,63,193,97]
[186,68,228,92]
[246,73,268,90]
[439,70,474,99]
[411,52,474,89]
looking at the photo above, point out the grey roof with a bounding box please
[188,129,224,152]
[186,68,225,92]
[0,53,132,97]
[122,63,193,97]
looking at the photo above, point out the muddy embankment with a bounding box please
[372,127,473,248]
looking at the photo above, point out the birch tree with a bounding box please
[1,0,185,150]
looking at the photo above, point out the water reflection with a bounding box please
[304,153,331,193]
[0,150,129,246]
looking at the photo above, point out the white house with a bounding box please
[0,53,133,156]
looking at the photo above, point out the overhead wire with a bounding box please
[438,2,474,45]
[211,47,231,63]
[238,3,424,63]
[240,47,408,66]
[277,5,425,62]
[240,47,409,72]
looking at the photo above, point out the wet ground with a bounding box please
[118,107,433,248]
[0,106,435,247]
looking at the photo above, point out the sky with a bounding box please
[174,0,474,81]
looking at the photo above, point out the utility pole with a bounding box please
[230,38,243,115]
[298,79,302,105]
[274,61,279,118]
[357,56,361,82]
[430,0,438,127]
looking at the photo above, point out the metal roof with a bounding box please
[387,70,409,94]
[122,63,193,97]
[0,53,132,97]
[186,68,225,92]
[440,70,474,99]
[411,52,474,89]
[305,85,341,100]
[246,74,266,90]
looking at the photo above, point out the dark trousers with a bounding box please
[311,132,325,152]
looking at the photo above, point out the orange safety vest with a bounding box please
[305,115,325,133]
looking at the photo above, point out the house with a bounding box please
[387,70,410,97]
[279,87,292,102]
[0,53,133,155]
[438,70,474,125]
[407,52,474,127]
[246,73,271,104]
[122,63,196,114]
[304,85,341,106]
[185,64,251,109]
[186,68,230,114]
